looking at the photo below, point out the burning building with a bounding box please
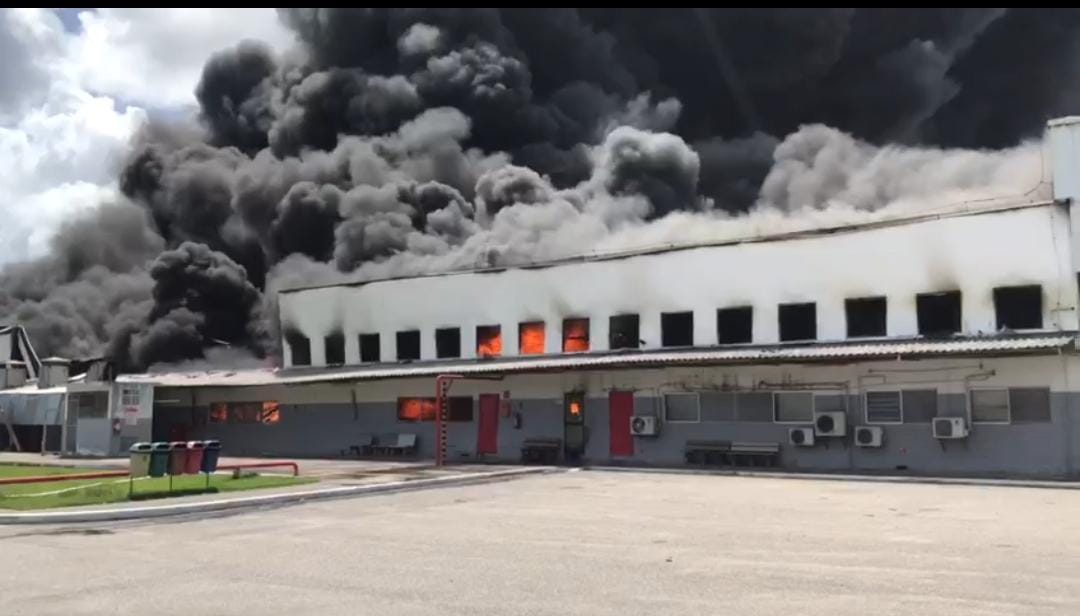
[8,116,1080,476]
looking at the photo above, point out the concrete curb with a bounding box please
[588,465,1080,490]
[0,466,555,525]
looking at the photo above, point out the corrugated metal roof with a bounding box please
[119,333,1076,388]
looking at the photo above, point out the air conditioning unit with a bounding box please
[813,411,847,437]
[789,427,815,447]
[854,426,884,447]
[932,417,969,439]
[630,415,659,436]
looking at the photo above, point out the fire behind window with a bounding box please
[210,401,280,424]
[477,325,502,358]
[397,397,473,422]
[562,318,589,352]
[519,321,545,355]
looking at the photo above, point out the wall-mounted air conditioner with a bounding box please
[932,417,968,439]
[854,426,884,447]
[814,411,847,437]
[630,415,659,437]
[789,427,815,447]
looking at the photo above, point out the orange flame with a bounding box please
[519,322,545,355]
[562,318,590,352]
[398,397,437,421]
[569,399,582,417]
[477,325,502,358]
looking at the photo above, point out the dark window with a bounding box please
[735,392,773,422]
[396,330,420,360]
[448,396,474,422]
[661,311,694,347]
[902,389,938,423]
[562,318,590,352]
[778,303,816,341]
[476,325,502,358]
[716,306,752,344]
[846,297,887,338]
[324,332,345,365]
[285,329,310,366]
[916,291,961,336]
[435,328,461,359]
[993,285,1042,330]
[609,314,640,349]
[1009,387,1051,423]
[359,333,380,362]
[700,392,735,421]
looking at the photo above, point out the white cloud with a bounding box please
[0,8,296,266]
[65,8,295,109]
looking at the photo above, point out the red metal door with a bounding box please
[477,394,499,455]
[609,391,634,457]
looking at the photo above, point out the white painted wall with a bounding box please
[280,204,1080,367]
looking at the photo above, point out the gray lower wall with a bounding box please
[153,392,1079,477]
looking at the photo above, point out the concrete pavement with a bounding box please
[1,470,1079,615]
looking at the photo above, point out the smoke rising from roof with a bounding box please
[0,8,1065,369]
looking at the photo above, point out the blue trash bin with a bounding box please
[201,440,221,474]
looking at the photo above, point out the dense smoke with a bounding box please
[1,8,1070,369]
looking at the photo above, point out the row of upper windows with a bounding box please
[285,284,1044,366]
[660,387,1050,425]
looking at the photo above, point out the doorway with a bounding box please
[564,392,587,462]
[477,394,499,455]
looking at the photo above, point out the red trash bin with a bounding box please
[184,441,206,474]
[168,442,187,475]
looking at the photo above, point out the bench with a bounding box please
[728,441,780,467]
[685,440,731,466]
[348,434,376,458]
[376,433,418,457]
[521,438,561,465]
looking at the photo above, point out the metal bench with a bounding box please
[377,433,418,457]
[685,440,731,466]
[728,441,780,467]
[348,434,376,458]
[521,437,561,464]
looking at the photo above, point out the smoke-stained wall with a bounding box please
[279,203,1079,366]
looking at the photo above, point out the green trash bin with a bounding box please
[148,442,170,477]
[129,442,152,477]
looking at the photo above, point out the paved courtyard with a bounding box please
[1,470,1079,615]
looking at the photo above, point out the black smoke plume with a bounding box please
[1,8,1071,369]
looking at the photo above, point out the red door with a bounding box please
[609,391,634,457]
[477,394,499,455]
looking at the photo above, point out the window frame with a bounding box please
[969,387,1012,425]
[662,391,701,423]
[771,391,815,424]
[120,385,140,408]
[863,389,904,425]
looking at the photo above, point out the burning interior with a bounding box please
[477,325,502,358]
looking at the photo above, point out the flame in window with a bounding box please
[261,401,281,424]
[477,325,502,358]
[209,402,227,424]
[398,398,437,422]
[569,399,582,417]
[562,318,589,352]
[519,322,545,355]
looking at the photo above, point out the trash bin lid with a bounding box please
[186,440,206,449]
[151,441,171,451]
[168,441,187,449]
[129,442,153,453]
[203,440,221,449]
